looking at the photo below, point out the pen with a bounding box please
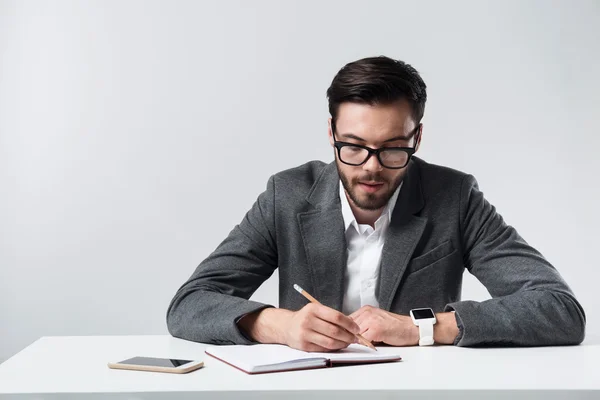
[293,284,377,351]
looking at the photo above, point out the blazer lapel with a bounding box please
[378,158,427,311]
[296,159,427,312]
[297,163,347,311]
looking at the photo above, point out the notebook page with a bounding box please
[206,344,327,372]
[309,344,402,362]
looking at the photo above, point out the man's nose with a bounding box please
[362,153,384,173]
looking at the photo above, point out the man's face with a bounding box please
[329,100,421,211]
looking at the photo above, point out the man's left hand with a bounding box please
[349,306,419,346]
[349,306,460,346]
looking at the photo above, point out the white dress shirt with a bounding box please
[340,181,402,315]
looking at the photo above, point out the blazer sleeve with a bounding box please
[166,176,278,345]
[445,174,586,346]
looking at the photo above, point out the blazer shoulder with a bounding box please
[412,157,478,208]
[271,160,330,196]
[413,157,473,187]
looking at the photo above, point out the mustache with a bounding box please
[353,174,387,184]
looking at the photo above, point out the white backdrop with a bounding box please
[1,0,599,362]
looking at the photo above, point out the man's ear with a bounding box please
[414,123,424,152]
[328,118,335,147]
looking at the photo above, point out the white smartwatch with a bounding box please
[410,308,437,346]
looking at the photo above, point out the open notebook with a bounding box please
[205,343,402,374]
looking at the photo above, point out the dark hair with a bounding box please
[326,56,427,124]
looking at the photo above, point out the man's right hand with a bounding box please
[238,304,360,352]
[283,303,360,352]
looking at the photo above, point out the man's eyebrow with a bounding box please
[339,133,367,142]
[382,134,413,143]
[339,133,413,143]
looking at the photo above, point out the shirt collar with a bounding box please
[339,180,403,233]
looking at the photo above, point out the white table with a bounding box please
[0,335,598,399]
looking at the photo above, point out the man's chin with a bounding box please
[351,192,389,211]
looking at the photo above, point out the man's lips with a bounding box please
[358,181,385,193]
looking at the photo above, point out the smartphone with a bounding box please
[107,356,204,374]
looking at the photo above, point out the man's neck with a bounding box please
[348,198,384,228]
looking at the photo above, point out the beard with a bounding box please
[336,162,404,211]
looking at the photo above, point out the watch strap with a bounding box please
[418,320,434,346]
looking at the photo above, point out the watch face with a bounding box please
[412,308,435,319]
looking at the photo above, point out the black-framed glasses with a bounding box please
[332,123,420,169]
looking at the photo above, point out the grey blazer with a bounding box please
[167,157,585,346]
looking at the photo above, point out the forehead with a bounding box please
[334,100,416,141]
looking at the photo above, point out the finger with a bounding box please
[311,317,357,345]
[349,306,370,321]
[360,327,378,343]
[352,313,369,334]
[313,305,360,334]
[300,342,333,353]
[305,329,352,351]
